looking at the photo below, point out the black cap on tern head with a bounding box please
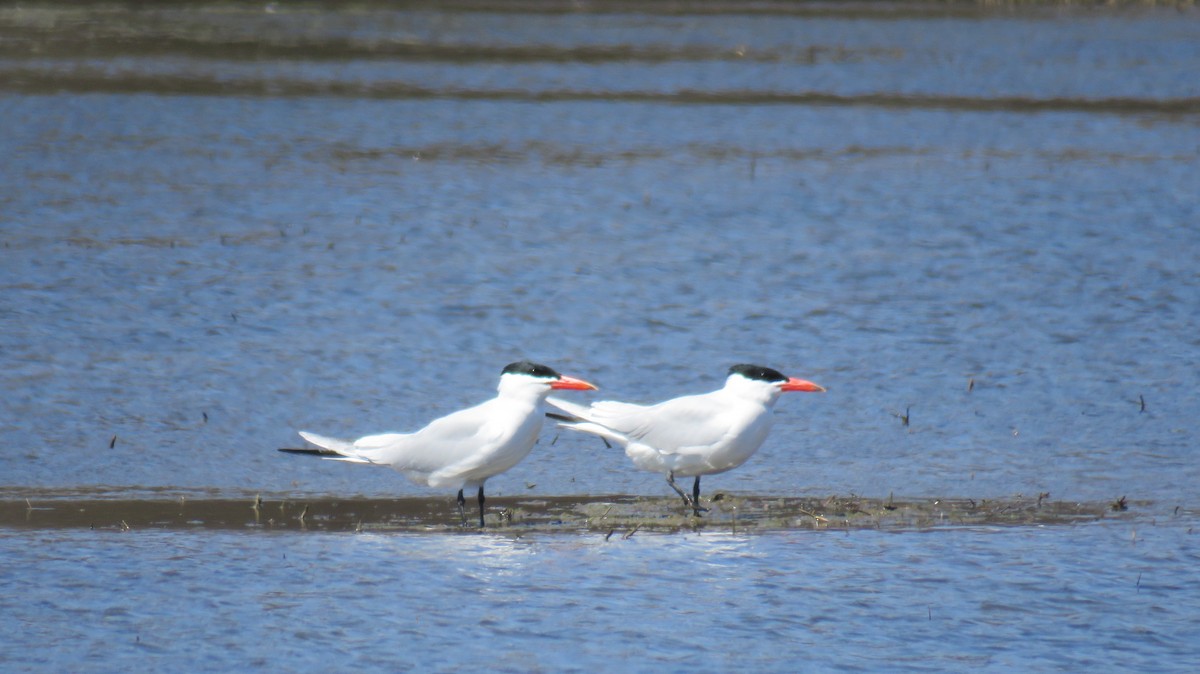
[502,361,562,379]
[728,364,789,383]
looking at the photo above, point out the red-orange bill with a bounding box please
[781,377,825,393]
[551,375,599,391]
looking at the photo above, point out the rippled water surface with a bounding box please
[2,2,1199,671]
[3,521,1198,673]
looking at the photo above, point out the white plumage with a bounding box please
[281,361,596,527]
[547,364,823,515]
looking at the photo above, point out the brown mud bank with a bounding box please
[0,491,1143,534]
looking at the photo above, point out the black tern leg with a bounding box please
[666,472,708,515]
[666,471,690,504]
[477,486,486,528]
[456,489,467,527]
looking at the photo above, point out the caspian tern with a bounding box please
[546,364,824,516]
[279,361,597,527]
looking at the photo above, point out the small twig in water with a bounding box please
[109,435,117,449]
[892,407,910,427]
[797,508,829,524]
[622,524,641,540]
[884,491,897,511]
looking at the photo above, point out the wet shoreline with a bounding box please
[2,492,1145,533]
[5,1,1197,112]
[7,72,1198,114]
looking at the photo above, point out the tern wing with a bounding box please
[622,393,742,456]
[550,392,736,455]
[356,401,500,474]
[419,398,540,487]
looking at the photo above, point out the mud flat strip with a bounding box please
[3,69,1199,114]
[0,493,1137,534]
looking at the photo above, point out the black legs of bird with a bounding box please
[455,487,488,528]
[477,486,485,528]
[667,472,708,517]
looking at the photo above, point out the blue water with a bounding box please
[2,3,1200,671]
[4,93,1197,504]
[2,520,1197,673]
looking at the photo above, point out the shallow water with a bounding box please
[2,521,1198,672]
[2,2,1199,671]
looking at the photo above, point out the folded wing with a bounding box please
[548,393,735,455]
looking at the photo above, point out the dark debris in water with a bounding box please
[0,493,1142,534]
